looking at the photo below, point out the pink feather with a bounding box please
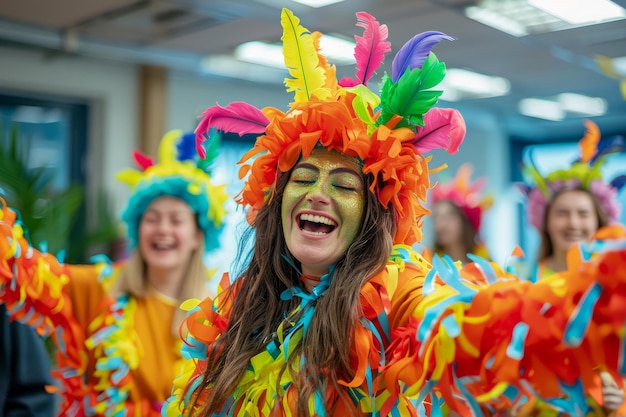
[339,11,391,87]
[132,150,154,170]
[195,101,269,159]
[412,108,466,154]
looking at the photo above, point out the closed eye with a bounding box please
[292,179,315,184]
[334,184,356,191]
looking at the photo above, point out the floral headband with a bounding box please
[195,9,466,245]
[430,163,493,232]
[523,120,624,231]
[117,129,229,253]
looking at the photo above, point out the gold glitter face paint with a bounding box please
[281,148,366,277]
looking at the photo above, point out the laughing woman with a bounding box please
[0,131,228,416]
[160,9,626,417]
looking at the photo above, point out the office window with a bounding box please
[0,92,88,258]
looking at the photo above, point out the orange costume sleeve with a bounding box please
[0,201,89,414]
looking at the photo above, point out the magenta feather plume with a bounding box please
[339,12,391,87]
[412,107,466,154]
[133,150,154,170]
[195,101,269,159]
[391,31,454,82]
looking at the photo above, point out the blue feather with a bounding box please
[590,134,626,165]
[176,132,197,162]
[610,175,626,191]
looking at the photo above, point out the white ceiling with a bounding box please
[0,0,625,141]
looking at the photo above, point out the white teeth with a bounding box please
[300,213,337,226]
[563,233,583,239]
[154,242,175,249]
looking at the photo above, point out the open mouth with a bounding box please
[297,213,338,235]
[151,242,176,250]
[562,232,585,240]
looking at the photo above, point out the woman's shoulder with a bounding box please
[65,260,125,293]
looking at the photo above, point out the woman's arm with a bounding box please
[0,200,89,414]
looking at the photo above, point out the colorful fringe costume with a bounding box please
[518,121,626,415]
[165,236,626,417]
[0,131,228,416]
[161,8,626,417]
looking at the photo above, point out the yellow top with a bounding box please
[67,264,181,416]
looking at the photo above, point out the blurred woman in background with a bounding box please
[430,163,492,263]
[0,130,229,416]
[520,120,625,416]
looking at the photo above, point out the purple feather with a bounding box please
[391,31,455,82]
[195,101,269,159]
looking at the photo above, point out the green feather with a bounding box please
[522,162,549,197]
[197,128,222,173]
[378,52,446,128]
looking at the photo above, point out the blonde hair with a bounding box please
[111,238,210,335]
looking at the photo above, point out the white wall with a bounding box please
[0,45,138,217]
[167,71,291,131]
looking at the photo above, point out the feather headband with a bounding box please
[195,8,466,245]
[117,129,229,253]
[430,163,493,232]
[522,120,625,231]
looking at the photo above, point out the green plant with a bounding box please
[0,123,121,263]
[0,124,84,256]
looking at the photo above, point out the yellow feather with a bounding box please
[281,8,329,102]
[115,169,142,187]
[158,129,183,163]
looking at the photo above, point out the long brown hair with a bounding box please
[189,169,397,416]
[538,188,609,261]
[433,200,478,257]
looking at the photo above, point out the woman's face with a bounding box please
[139,196,201,273]
[281,148,365,277]
[546,190,599,255]
[433,200,464,248]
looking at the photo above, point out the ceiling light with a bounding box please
[289,0,345,8]
[200,55,285,83]
[528,0,626,25]
[557,93,607,116]
[235,41,284,68]
[519,98,565,121]
[465,0,626,36]
[464,5,529,37]
[439,68,510,101]
[318,34,355,65]
[235,34,355,68]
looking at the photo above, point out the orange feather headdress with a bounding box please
[195,8,466,245]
